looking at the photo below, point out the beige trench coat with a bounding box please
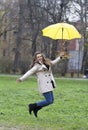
[19,56,61,95]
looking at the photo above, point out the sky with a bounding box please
[66,1,81,22]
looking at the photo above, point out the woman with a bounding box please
[17,51,65,117]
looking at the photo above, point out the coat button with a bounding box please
[47,81,49,83]
[49,74,51,76]
[45,75,47,77]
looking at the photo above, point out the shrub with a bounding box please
[0,57,13,73]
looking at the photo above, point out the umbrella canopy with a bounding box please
[42,23,81,40]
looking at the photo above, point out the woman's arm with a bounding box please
[17,65,38,82]
[51,56,61,65]
[51,51,65,65]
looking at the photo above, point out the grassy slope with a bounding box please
[0,75,88,130]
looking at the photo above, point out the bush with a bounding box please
[0,57,13,74]
[18,60,30,74]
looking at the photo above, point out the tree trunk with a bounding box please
[13,0,23,72]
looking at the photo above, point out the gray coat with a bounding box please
[19,56,61,95]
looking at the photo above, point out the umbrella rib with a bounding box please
[54,28,60,39]
[54,27,63,39]
[66,28,71,40]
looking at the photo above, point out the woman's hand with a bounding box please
[16,79,22,83]
[59,51,66,57]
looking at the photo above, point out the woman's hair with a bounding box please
[31,51,52,68]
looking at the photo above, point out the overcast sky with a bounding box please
[66,1,81,22]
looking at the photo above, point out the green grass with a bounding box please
[0,75,88,130]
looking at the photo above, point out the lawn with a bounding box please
[0,75,88,130]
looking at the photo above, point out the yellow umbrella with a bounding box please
[42,22,81,40]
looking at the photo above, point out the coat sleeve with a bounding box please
[51,56,61,65]
[19,65,38,81]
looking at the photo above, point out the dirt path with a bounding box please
[0,126,19,130]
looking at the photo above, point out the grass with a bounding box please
[0,75,88,130]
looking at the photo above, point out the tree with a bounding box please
[13,0,24,72]
[0,0,87,75]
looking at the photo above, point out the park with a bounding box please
[0,0,88,130]
[0,75,88,130]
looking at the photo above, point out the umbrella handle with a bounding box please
[61,40,66,51]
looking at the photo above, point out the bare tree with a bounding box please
[1,0,87,75]
[27,0,43,55]
[13,0,24,72]
[0,0,18,37]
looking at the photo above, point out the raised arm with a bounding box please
[51,56,61,65]
[51,51,66,65]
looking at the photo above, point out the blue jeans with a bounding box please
[37,91,54,107]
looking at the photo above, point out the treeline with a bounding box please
[0,0,88,75]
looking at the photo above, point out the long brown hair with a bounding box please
[31,51,52,68]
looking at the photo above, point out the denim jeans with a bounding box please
[37,91,54,107]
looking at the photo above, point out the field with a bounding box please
[0,75,88,130]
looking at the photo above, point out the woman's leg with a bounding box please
[28,91,54,117]
[37,91,54,107]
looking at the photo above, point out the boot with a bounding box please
[28,103,37,115]
[33,106,42,117]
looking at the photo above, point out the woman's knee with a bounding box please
[47,98,54,105]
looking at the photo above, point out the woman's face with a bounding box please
[36,53,43,63]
